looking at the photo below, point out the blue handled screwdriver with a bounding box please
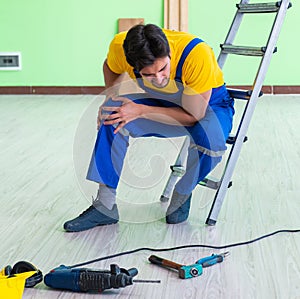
[196,252,230,268]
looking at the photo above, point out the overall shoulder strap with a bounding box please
[133,69,141,78]
[175,38,204,83]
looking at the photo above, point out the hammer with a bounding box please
[148,255,203,279]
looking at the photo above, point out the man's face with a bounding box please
[139,56,171,88]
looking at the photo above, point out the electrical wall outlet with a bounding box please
[0,52,22,70]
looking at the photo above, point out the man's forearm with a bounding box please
[140,105,199,126]
[103,59,124,91]
[139,91,211,126]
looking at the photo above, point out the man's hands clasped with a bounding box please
[97,96,143,134]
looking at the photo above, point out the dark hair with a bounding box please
[123,24,170,71]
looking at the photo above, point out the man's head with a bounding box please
[123,24,171,88]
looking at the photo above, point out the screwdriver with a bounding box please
[196,252,230,268]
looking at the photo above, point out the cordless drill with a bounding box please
[44,264,159,293]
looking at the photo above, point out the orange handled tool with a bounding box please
[148,255,202,279]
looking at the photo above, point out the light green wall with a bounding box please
[0,0,298,86]
[189,0,299,85]
[0,0,163,86]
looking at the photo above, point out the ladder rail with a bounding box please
[206,0,292,225]
[217,0,250,68]
[252,0,291,87]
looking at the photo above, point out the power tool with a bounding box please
[149,252,229,279]
[44,263,160,293]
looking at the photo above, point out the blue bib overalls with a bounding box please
[87,38,234,196]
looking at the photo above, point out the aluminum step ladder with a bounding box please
[160,0,292,225]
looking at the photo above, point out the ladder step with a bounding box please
[199,177,232,190]
[226,135,248,145]
[227,88,263,100]
[170,165,185,177]
[221,44,277,56]
[237,1,292,14]
[199,177,220,190]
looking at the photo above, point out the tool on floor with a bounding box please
[196,252,229,268]
[149,255,203,279]
[44,264,160,293]
[0,261,43,299]
[149,252,229,279]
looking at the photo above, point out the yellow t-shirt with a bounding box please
[106,29,224,95]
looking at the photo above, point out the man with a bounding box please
[64,24,234,232]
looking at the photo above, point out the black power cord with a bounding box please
[69,229,300,268]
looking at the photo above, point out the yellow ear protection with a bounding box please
[3,265,12,276]
[5,261,43,288]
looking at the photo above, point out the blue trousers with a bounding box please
[86,86,234,195]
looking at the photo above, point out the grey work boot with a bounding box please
[166,191,192,224]
[63,202,119,232]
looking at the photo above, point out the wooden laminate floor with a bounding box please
[0,94,299,299]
